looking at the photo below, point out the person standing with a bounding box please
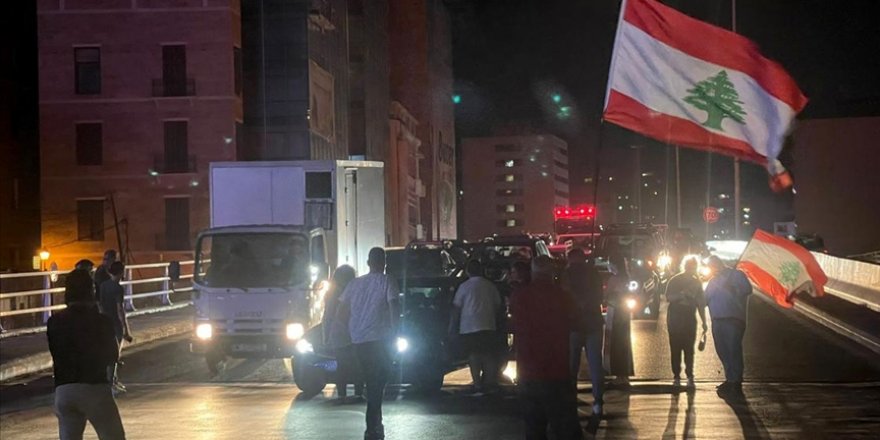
[605,254,634,386]
[323,265,364,401]
[94,250,118,300]
[336,248,400,440]
[49,270,126,440]
[510,256,582,440]
[563,248,605,415]
[452,260,503,395]
[98,262,131,394]
[704,256,752,395]
[664,257,707,389]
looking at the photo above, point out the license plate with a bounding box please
[232,343,266,352]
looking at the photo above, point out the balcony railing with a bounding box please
[152,78,196,97]
[153,154,197,174]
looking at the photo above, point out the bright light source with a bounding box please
[625,298,637,310]
[286,323,305,340]
[190,179,199,187]
[39,249,50,261]
[743,207,751,213]
[552,94,561,103]
[627,281,639,292]
[452,94,462,104]
[505,160,515,168]
[657,254,672,269]
[608,177,614,181]
[634,259,644,267]
[618,205,623,211]
[148,169,159,177]
[700,266,712,278]
[396,337,409,353]
[296,339,314,354]
[503,362,518,382]
[196,323,213,340]
[643,183,649,187]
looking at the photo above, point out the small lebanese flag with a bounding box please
[603,0,807,188]
[737,230,828,308]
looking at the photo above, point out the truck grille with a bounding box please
[212,319,285,334]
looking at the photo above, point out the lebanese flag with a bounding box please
[737,230,827,308]
[603,0,807,188]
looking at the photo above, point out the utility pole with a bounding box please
[732,0,742,240]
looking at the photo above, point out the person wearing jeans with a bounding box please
[336,248,400,440]
[704,256,752,395]
[48,269,126,440]
[563,248,606,415]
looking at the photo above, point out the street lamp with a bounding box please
[38,249,50,271]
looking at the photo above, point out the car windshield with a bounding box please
[386,249,447,278]
[195,233,310,288]
[598,234,656,259]
[557,235,598,250]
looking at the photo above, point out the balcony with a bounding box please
[152,78,196,97]
[153,154,197,174]
[155,233,190,251]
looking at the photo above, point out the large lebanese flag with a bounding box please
[603,0,807,165]
[737,230,827,308]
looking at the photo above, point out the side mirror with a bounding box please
[168,261,181,281]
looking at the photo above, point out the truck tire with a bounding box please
[293,361,327,397]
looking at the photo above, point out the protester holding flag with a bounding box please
[737,230,828,308]
[704,256,752,395]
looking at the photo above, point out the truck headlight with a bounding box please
[627,280,640,292]
[396,337,409,353]
[296,339,314,354]
[657,254,672,269]
[700,266,712,278]
[196,323,213,340]
[286,323,305,340]
[625,298,638,311]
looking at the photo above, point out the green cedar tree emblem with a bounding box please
[778,261,801,288]
[683,70,747,131]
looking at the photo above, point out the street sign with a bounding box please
[703,206,720,224]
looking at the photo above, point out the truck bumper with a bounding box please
[190,335,297,358]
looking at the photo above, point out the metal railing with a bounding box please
[0,261,195,335]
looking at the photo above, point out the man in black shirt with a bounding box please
[48,269,126,440]
[562,248,606,416]
[664,256,708,389]
[99,261,131,393]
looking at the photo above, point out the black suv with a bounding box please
[595,224,669,319]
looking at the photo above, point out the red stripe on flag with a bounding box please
[604,90,767,163]
[623,0,808,112]
[738,260,794,308]
[752,229,828,296]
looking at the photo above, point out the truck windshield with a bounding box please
[598,234,656,259]
[194,233,310,288]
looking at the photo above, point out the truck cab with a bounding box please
[190,225,330,373]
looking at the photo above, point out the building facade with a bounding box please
[460,135,569,240]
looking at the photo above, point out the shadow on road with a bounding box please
[719,390,770,439]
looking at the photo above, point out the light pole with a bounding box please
[38,249,50,272]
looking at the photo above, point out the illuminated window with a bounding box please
[506,205,516,213]
[506,219,516,227]
[505,160,515,168]
[505,174,515,182]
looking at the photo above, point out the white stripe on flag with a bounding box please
[741,240,813,293]
[610,21,798,159]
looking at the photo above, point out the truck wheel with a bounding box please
[294,361,327,397]
[205,349,225,375]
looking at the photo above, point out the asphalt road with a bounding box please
[2,294,879,439]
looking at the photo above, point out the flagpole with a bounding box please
[676,147,682,228]
[732,0,742,240]
[590,121,606,253]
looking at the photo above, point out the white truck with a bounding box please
[186,160,385,373]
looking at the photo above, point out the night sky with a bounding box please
[450,0,880,236]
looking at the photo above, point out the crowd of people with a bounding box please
[46,245,752,440]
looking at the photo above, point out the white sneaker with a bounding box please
[672,377,681,387]
[687,377,696,389]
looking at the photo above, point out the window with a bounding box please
[233,47,242,96]
[75,123,102,166]
[162,45,188,96]
[306,172,332,198]
[77,200,104,241]
[496,173,519,182]
[505,174,515,182]
[163,121,189,172]
[495,159,520,168]
[555,175,569,184]
[164,198,190,251]
[554,160,568,169]
[498,219,518,228]
[309,61,335,139]
[497,204,521,213]
[494,144,521,152]
[496,189,523,197]
[74,47,101,94]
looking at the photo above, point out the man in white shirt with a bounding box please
[337,248,400,440]
[452,260,502,394]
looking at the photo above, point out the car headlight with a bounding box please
[700,266,712,278]
[295,339,314,354]
[625,298,638,310]
[396,337,409,353]
[627,280,640,292]
[196,323,213,340]
[286,323,305,340]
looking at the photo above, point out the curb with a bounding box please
[0,317,193,383]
